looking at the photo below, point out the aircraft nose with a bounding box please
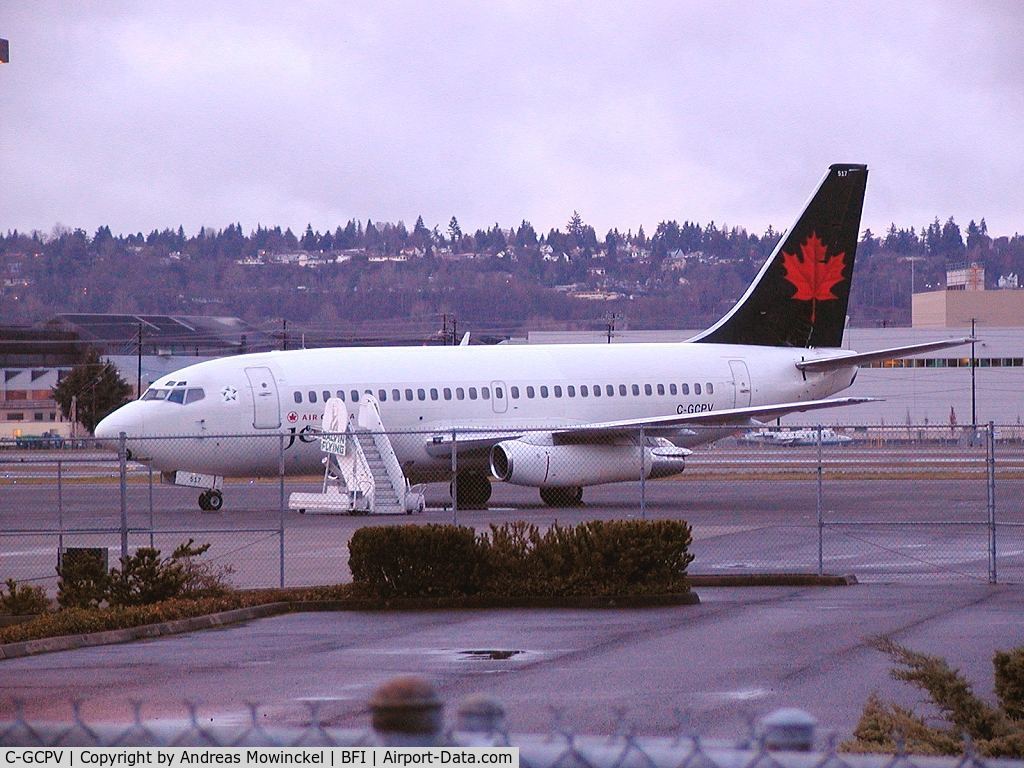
[95,402,145,441]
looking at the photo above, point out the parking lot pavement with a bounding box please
[2,583,1021,740]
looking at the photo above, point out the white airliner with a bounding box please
[96,165,970,511]
[741,427,854,446]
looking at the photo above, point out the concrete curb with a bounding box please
[688,573,857,587]
[0,603,291,661]
[0,592,701,660]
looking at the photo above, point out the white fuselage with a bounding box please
[96,341,856,482]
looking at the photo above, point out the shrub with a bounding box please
[349,524,485,598]
[108,539,232,606]
[0,578,50,615]
[57,549,110,610]
[845,638,1024,757]
[349,519,693,599]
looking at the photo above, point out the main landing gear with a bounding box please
[451,471,492,509]
[198,489,223,511]
[540,486,583,507]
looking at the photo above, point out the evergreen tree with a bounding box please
[52,349,132,435]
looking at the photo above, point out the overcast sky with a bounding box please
[2,1,1022,239]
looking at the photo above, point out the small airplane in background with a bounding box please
[96,164,972,511]
[740,427,854,446]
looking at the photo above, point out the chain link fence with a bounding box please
[0,675,1016,768]
[1,424,1020,589]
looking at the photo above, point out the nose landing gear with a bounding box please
[198,489,223,511]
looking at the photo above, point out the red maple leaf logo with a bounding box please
[781,232,846,323]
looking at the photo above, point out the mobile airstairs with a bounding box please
[288,395,425,515]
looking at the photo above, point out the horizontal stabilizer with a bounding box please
[795,338,974,372]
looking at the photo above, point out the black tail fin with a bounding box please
[691,164,868,348]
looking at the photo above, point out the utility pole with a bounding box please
[442,314,448,346]
[282,319,288,351]
[451,316,458,346]
[136,322,142,399]
[971,317,977,436]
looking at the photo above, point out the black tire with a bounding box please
[540,486,583,507]
[198,491,211,511]
[206,490,224,511]
[452,471,492,509]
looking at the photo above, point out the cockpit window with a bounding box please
[142,387,204,404]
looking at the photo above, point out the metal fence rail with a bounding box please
[1,423,1021,588]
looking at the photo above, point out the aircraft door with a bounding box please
[244,367,281,428]
[729,360,752,408]
[490,380,508,414]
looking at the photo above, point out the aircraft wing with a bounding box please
[795,338,973,372]
[548,397,878,444]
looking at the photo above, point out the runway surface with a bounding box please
[2,444,1023,588]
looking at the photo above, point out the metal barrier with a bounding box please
[1,424,1021,588]
[0,675,1013,765]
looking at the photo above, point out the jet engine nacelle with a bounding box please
[489,437,689,488]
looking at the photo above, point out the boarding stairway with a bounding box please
[288,395,424,516]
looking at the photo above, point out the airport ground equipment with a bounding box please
[288,395,424,515]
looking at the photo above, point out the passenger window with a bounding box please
[308,391,317,404]
[378,389,387,401]
[167,388,186,404]
[322,390,330,402]
[430,388,439,400]
[293,392,302,404]
[657,384,665,396]
[669,383,677,395]
[510,386,519,399]
[336,390,345,401]
[607,385,615,396]
[418,388,426,401]
[619,385,627,396]
[444,388,452,400]
[540,385,549,398]
[469,387,477,400]
[405,388,413,401]
[351,390,360,402]
[392,388,401,401]
[554,385,562,397]
[495,387,503,399]
[682,384,690,395]
[481,387,490,399]
[456,387,465,400]
[580,385,588,397]
[694,383,702,395]
[644,384,652,396]
[707,383,714,394]
[567,385,575,397]
[184,388,205,405]
[526,386,535,399]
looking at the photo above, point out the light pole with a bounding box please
[971,317,977,437]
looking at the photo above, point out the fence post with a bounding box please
[148,465,155,549]
[57,459,64,557]
[118,431,128,563]
[451,430,458,525]
[816,424,823,576]
[988,421,997,584]
[278,433,285,589]
[639,425,646,520]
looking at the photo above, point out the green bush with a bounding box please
[349,524,485,598]
[56,549,110,610]
[0,578,50,615]
[845,638,1024,757]
[349,520,693,599]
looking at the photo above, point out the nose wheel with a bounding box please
[198,489,223,511]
